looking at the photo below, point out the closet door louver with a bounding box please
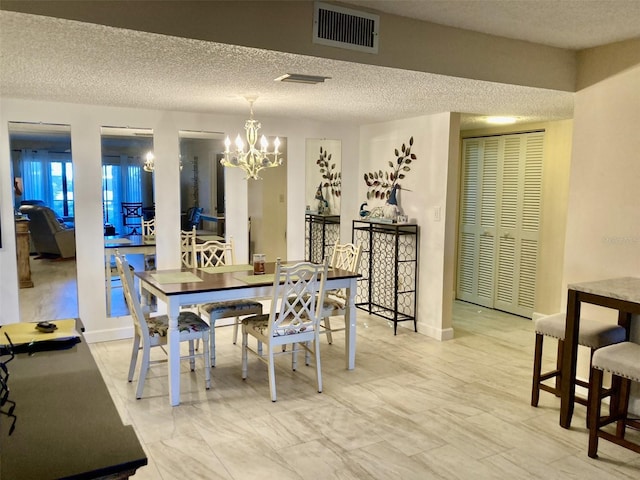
[458,132,543,318]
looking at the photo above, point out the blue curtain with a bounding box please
[102,155,143,235]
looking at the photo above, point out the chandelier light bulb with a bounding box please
[224,136,231,152]
[260,135,268,152]
[235,134,244,152]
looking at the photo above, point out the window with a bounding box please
[18,150,74,219]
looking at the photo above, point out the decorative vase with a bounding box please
[382,185,401,221]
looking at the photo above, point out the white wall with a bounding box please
[360,112,460,340]
[563,64,640,411]
[0,98,359,342]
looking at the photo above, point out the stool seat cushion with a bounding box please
[592,342,640,382]
[534,313,626,349]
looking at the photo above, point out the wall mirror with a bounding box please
[178,130,226,237]
[100,126,154,317]
[305,139,342,215]
[248,136,287,261]
[304,139,341,262]
[9,121,78,321]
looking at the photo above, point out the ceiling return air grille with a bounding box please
[313,2,379,54]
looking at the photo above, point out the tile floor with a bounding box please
[89,301,640,479]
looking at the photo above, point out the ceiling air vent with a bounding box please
[313,1,379,54]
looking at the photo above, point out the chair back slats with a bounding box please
[142,218,155,239]
[180,226,197,267]
[328,242,362,301]
[270,258,328,336]
[194,240,231,267]
[330,242,362,272]
[114,252,150,343]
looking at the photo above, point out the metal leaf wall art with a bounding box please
[317,146,341,198]
[364,136,416,200]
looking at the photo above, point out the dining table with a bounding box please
[135,261,360,406]
[560,276,640,428]
[104,234,156,315]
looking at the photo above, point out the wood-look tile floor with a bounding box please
[89,301,640,480]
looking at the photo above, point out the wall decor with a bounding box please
[363,136,416,221]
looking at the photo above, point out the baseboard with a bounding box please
[416,322,455,341]
[83,325,134,343]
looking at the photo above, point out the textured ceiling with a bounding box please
[345,0,640,50]
[1,1,639,129]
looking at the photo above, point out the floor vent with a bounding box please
[313,1,379,54]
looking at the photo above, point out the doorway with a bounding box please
[247,137,287,261]
[9,122,78,321]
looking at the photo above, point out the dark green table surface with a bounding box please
[0,327,147,480]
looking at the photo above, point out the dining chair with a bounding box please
[588,341,640,458]
[141,218,156,270]
[318,242,362,344]
[114,252,211,399]
[195,237,263,366]
[531,313,626,423]
[180,226,197,268]
[121,201,143,235]
[241,258,329,402]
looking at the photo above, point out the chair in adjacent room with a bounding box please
[588,341,640,458]
[141,218,156,270]
[180,226,197,268]
[195,238,263,367]
[241,258,328,402]
[121,201,143,235]
[18,204,76,258]
[114,252,211,399]
[182,206,203,231]
[317,242,362,344]
[531,313,627,420]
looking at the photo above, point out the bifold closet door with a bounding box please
[457,132,543,317]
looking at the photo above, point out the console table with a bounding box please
[0,321,147,479]
[352,220,419,334]
[305,213,340,263]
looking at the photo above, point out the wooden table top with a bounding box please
[136,262,359,296]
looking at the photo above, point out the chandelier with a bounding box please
[221,98,282,180]
[142,151,183,172]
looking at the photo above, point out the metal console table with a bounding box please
[305,213,340,263]
[352,219,419,334]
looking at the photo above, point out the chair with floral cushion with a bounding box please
[241,257,328,402]
[318,242,362,344]
[195,237,263,366]
[114,252,211,399]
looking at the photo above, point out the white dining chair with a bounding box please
[194,237,264,366]
[241,258,329,402]
[180,226,197,268]
[141,218,156,270]
[114,252,211,399]
[318,242,362,344]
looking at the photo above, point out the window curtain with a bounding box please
[20,149,53,207]
[102,155,143,235]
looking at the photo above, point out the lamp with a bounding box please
[143,151,155,172]
[221,98,281,180]
[142,151,183,172]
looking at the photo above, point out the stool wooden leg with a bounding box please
[615,378,631,439]
[555,339,564,395]
[588,368,604,458]
[531,333,543,406]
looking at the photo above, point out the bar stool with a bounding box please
[531,313,626,417]
[588,341,640,458]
